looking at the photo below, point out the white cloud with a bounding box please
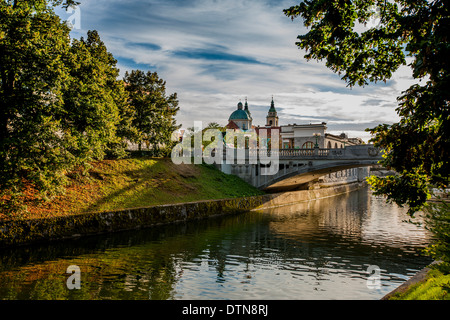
[58,0,416,143]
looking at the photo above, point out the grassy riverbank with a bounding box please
[388,266,450,300]
[0,157,264,221]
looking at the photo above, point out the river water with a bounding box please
[0,187,432,300]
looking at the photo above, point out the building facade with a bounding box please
[223,97,368,189]
[226,97,364,149]
[280,123,363,149]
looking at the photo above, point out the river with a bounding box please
[0,186,432,300]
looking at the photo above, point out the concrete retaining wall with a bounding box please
[0,182,365,248]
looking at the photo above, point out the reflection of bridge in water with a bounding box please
[217,144,383,192]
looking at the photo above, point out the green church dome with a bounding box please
[229,101,251,121]
[229,109,250,120]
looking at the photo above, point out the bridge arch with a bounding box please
[260,161,378,192]
[216,144,383,192]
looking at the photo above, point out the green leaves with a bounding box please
[285,0,407,87]
[423,202,450,273]
[123,70,180,153]
[367,170,431,215]
[0,1,180,214]
[0,0,74,213]
[286,0,449,214]
[63,30,124,161]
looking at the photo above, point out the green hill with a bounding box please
[4,158,264,221]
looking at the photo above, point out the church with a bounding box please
[226,97,363,149]
[226,98,253,131]
[223,97,369,189]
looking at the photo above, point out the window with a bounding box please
[327,141,331,149]
[302,141,314,149]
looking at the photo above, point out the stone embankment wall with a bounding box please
[0,182,365,248]
[316,167,369,188]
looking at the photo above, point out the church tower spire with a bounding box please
[244,97,251,118]
[266,96,279,127]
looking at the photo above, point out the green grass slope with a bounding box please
[2,158,264,221]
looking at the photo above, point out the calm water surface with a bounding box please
[0,187,432,300]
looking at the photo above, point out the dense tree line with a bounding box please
[0,0,179,213]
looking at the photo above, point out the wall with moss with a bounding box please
[0,182,365,248]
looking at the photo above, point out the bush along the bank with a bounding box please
[423,202,450,274]
[392,201,450,300]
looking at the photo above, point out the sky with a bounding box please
[56,0,417,143]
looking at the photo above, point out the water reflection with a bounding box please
[0,187,432,300]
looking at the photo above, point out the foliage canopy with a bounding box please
[0,0,179,213]
[284,0,449,214]
[123,70,180,154]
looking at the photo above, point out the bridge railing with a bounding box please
[248,148,331,158]
[280,148,330,157]
[222,145,381,161]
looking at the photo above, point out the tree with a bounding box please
[0,1,127,213]
[284,0,449,215]
[205,122,223,130]
[0,0,75,211]
[123,70,180,154]
[62,30,128,160]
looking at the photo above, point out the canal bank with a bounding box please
[0,182,365,248]
[0,183,432,300]
[381,261,439,300]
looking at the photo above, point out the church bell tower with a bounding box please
[266,96,279,127]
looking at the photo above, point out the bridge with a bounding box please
[216,144,383,192]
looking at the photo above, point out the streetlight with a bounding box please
[313,133,321,148]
